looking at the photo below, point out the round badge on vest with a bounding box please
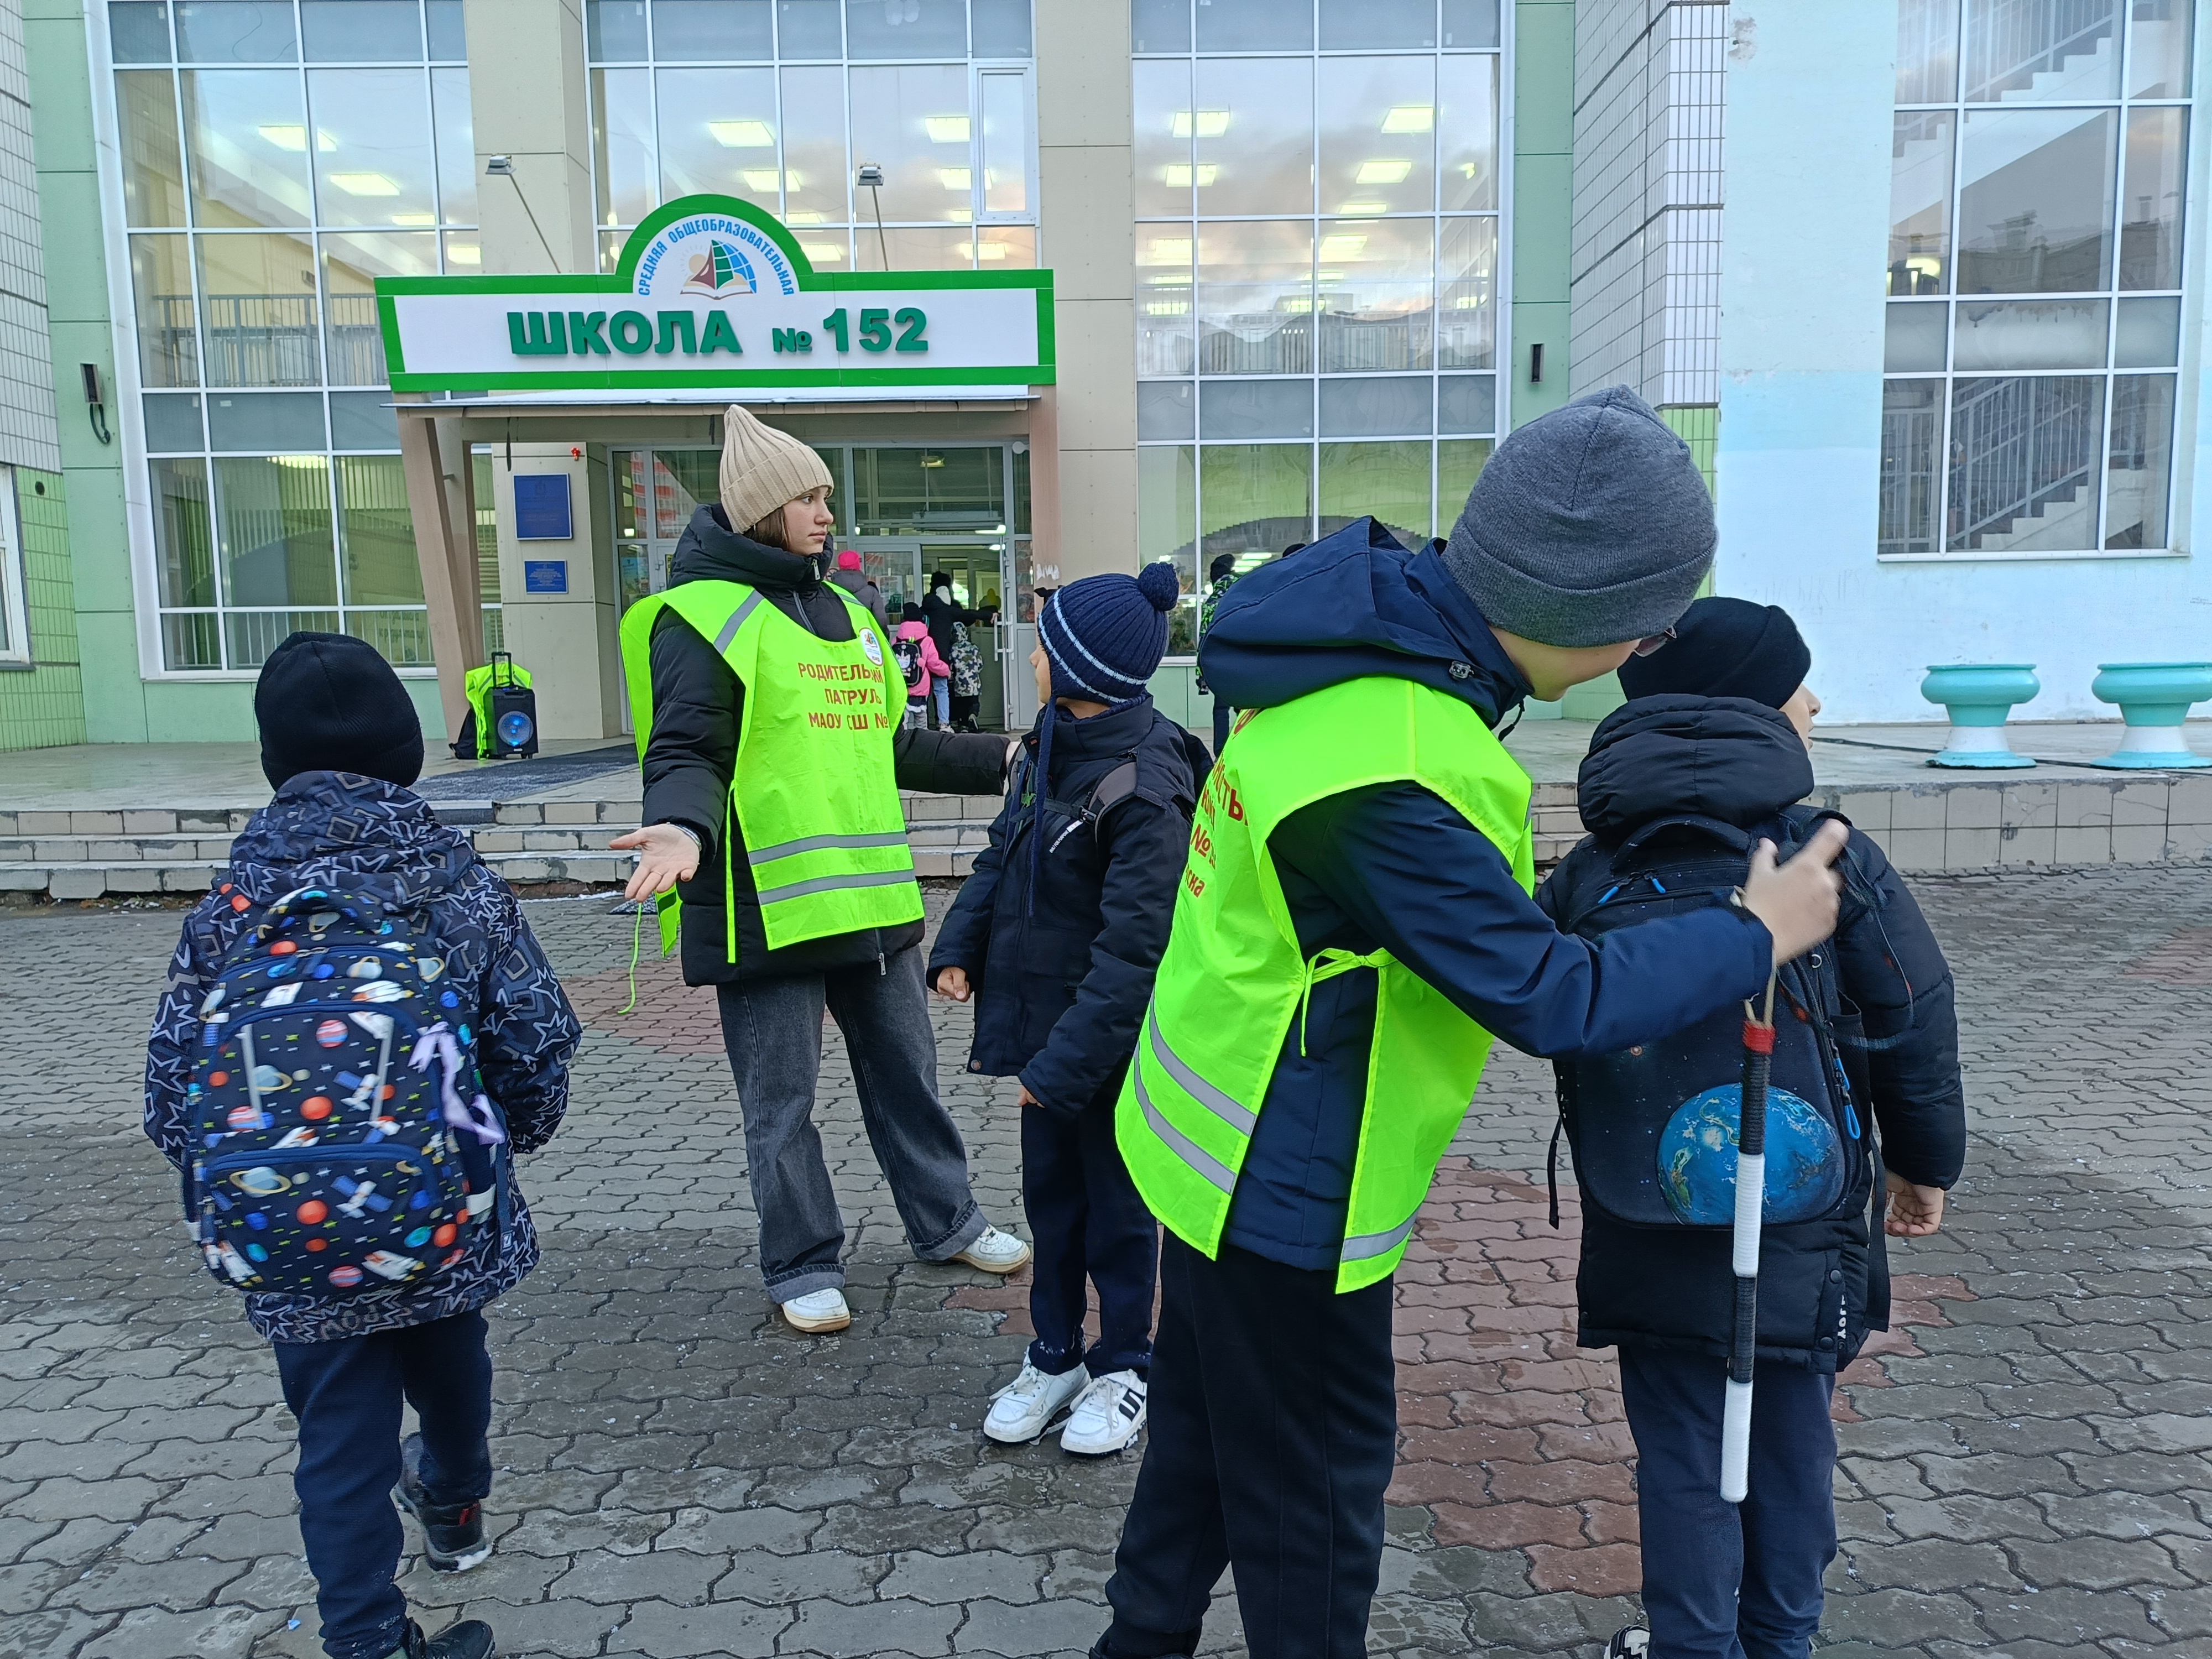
[859,630,882,665]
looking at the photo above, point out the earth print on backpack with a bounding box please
[183,884,508,1298]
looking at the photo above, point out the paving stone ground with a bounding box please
[2,864,2209,1658]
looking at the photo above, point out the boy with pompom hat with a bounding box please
[931,562,1208,1455]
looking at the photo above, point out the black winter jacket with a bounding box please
[1538,697,1966,1370]
[928,697,1203,1114]
[641,504,1012,984]
[1194,519,1775,1271]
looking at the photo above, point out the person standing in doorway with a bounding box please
[830,548,889,632]
[922,571,985,728]
[1089,388,1852,1659]
[612,406,1032,1335]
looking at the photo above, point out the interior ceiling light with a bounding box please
[742,169,782,192]
[329,172,401,196]
[1318,234,1369,260]
[1337,200,1387,215]
[272,453,327,469]
[1172,109,1230,138]
[977,240,1009,260]
[1164,165,1217,187]
[1381,106,1434,134]
[800,240,846,260]
[785,208,827,224]
[1354,159,1412,185]
[925,115,971,144]
[259,124,336,152]
[938,167,972,190]
[389,211,436,227]
[1145,237,1193,264]
[445,242,480,264]
[708,119,774,148]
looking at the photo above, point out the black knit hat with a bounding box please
[255,632,424,790]
[1617,596,1812,709]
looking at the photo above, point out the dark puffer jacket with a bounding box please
[144,772,581,1345]
[1538,697,1966,1370]
[640,504,1014,984]
[927,696,1203,1113]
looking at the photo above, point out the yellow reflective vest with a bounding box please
[1115,675,1536,1292]
[619,580,922,962]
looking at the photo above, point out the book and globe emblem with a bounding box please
[682,238,758,298]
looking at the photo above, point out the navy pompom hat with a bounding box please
[1037,562,1181,703]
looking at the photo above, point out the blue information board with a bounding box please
[523,560,568,594]
[513,473,572,540]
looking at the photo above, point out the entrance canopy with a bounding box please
[377,197,1055,738]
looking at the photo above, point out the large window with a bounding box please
[583,0,1037,274]
[109,0,495,671]
[0,471,27,667]
[1134,0,1503,651]
[1882,0,2190,557]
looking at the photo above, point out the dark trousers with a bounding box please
[1619,1344,1838,1659]
[1021,1087,1158,1379]
[715,945,984,1299]
[271,1311,495,1659]
[1102,1235,1397,1659]
[1211,700,1232,759]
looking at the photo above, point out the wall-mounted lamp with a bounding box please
[856,163,889,270]
[81,363,111,445]
[486,154,559,270]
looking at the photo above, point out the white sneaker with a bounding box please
[982,1359,1089,1444]
[780,1287,851,1333]
[950,1224,1032,1275]
[1060,1369,1147,1455]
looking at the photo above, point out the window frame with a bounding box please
[0,469,29,668]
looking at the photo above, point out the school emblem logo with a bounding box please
[682,239,757,298]
[859,628,883,666]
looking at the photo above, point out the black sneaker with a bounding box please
[1606,1629,1650,1658]
[394,1433,491,1572]
[390,1617,496,1659]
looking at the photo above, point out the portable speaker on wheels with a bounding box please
[486,651,538,758]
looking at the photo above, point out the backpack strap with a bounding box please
[1611,811,1754,863]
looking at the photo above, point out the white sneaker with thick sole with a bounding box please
[950,1225,1032,1275]
[1060,1369,1147,1455]
[1605,1628,1649,1658]
[780,1287,851,1333]
[983,1359,1089,1444]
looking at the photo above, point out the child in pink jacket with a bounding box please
[894,604,950,729]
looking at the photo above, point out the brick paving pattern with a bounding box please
[1,865,2209,1656]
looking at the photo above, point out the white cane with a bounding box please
[1721,971,1778,1504]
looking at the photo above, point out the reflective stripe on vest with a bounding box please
[619,579,920,961]
[1115,674,1536,1294]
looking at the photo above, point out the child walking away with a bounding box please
[144,633,582,1659]
[948,616,987,732]
[931,564,1204,1454]
[1537,598,1965,1659]
[895,602,949,729]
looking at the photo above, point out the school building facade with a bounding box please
[0,0,2205,754]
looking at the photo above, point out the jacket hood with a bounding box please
[669,502,821,591]
[1576,695,1815,844]
[1195,517,1531,724]
[226,771,478,905]
[894,620,928,638]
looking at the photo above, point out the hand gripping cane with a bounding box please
[1721,971,1779,1504]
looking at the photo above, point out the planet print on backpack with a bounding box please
[1657,1084,1844,1226]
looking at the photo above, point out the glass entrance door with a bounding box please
[613,448,719,612]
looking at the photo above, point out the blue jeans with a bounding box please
[933,677,950,726]
[1022,1080,1157,1380]
[1619,1345,1838,1659]
[714,944,987,1299]
[271,1311,495,1659]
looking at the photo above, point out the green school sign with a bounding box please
[374,195,1056,394]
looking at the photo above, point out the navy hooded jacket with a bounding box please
[1194,519,1775,1271]
[1538,696,1965,1368]
[929,696,1202,1113]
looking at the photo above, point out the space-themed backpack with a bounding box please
[1546,808,1871,1233]
[182,883,508,1300]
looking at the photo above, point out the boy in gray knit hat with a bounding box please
[1090,385,1853,1659]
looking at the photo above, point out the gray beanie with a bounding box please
[1439,385,1714,648]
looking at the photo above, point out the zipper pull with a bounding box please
[1843,1099,1861,1140]
[878,951,886,977]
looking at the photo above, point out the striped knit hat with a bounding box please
[1037,564,1182,704]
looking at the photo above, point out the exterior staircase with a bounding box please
[0,790,1005,902]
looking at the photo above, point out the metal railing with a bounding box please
[1961,0,2117,103]
[1945,374,2100,549]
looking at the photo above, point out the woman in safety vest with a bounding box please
[612,407,1031,1335]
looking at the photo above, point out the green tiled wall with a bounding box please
[1661,405,1719,497]
[0,469,87,749]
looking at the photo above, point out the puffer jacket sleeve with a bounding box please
[1828,834,1966,1190]
[1018,787,1190,1113]
[144,899,226,1174]
[928,771,1020,988]
[893,726,1013,796]
[472,877,583,1155]
[641,610,739,860]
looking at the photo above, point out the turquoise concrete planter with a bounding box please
[2086,662,2212,769]
[1920,664,2039,769]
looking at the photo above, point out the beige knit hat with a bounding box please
[718,404,834,534]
